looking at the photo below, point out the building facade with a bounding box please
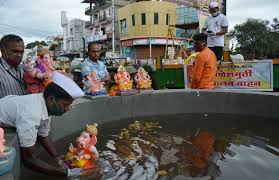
[118,0,226,60]
[118,1,178,59]
[82,0,130,57]
[61,11,89,52]
[164,0,225,14]
[47,35,64,58]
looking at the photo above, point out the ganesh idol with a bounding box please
[134,67,152,89]
[0,128,16,175]
[23,47,55,93]
[82,67,106,95]
[64,124,99,170]
[114,64,133,91]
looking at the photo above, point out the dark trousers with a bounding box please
[209,46,224,61]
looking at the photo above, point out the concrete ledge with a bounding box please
[2,89,278,179]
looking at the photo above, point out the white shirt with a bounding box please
[203,13,229,47]
[0,93,50,147]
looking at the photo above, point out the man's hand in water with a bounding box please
[55,155,65,167]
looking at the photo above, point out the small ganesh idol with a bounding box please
[36,50,55,86]
[0,128,5,159]
[134,67,152,89]
[114,64,133,91]
[0,128,16,175]
[64,124,99,170]
[23,48,55,93]
[23,56,47,93]
[82,68,106,96]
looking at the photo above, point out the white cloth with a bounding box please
[203,13,229,47]
[0,93,50,147]
[231,54,244,62]
[209,1,219,8]
[52,71,85,99]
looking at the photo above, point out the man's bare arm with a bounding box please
[20,146,66,176]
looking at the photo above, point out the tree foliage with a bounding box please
[230,18,279,59]
[271,18,279,32]
[26,41,48,49]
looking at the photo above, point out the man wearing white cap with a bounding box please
[202,1,229,61]
[0,72,85,176]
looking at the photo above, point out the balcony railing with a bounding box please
[86,31,108,43]
[99,14,112,22]
[85,21,92,29]
[85,6,94,15]
[85,6,91,12]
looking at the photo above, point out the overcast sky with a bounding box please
[0,0,278,44]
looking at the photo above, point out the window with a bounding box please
[101,27,105,35]
[154,13,159,24]
[166,13,170,25]
[74,25,79,31]
[132,14,135,26]
[141,13,146,25]
[120,19,127,34]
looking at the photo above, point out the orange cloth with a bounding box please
[190,47,217,89]
[83,148,97,169]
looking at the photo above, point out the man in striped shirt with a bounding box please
[0,34,28,98]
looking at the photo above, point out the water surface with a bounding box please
[22,114,279,180]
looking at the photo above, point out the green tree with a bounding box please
[26,42,35,49]
[271,18,279,32]
[40,41,48,46]
[25,40,48,49]
[231,18,279,59]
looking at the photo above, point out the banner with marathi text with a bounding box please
[184,60,273,91]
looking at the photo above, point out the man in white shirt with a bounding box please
[202,1,229,61]
[0,72,85,177]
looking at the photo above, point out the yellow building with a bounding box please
[118,1,178,59]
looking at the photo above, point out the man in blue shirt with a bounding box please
[81,43,110,81]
